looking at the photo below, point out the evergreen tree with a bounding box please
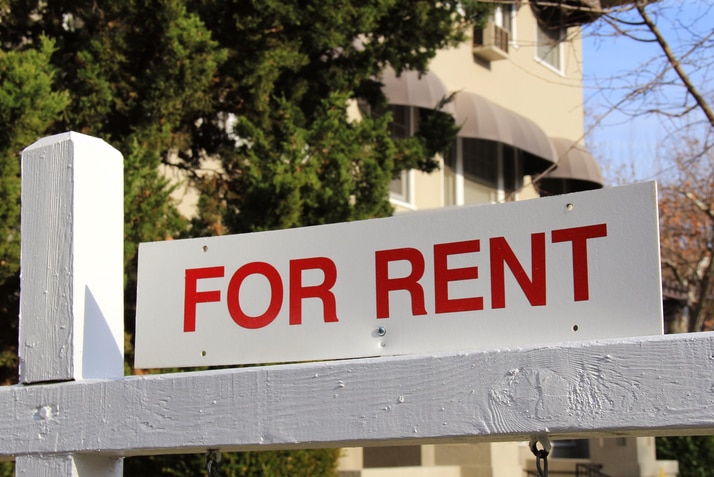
[0,1,492,474]
[657,436,714,477]
[186,0,484,234]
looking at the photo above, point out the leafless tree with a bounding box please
[583,0,714,332]
[585,1,714,154]
[658,140,714,332]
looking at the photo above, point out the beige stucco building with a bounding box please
[377,1,601,216]
[338,3,678,477]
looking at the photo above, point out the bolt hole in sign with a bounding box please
[134,182,663,369]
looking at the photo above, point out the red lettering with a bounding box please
[434,240,483,313]
[490,233,546,309]
[375,248,427,318]
[289,257,339,325]
[184,266,224,332]
[551,223,608,301]
[227,262,283,329]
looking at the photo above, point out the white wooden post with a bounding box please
[15,132,124,475]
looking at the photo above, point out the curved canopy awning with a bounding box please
[380,67,456,115]
[454,91,557,174]
[539,137,604,195]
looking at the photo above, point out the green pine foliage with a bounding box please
[223,92,397,232]
[657,436,714,477]
[188,0,486,235]
[125,448,341,477]
[0,1,493,474]
[0,36,69,285]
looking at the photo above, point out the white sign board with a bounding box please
[135,181,662,369]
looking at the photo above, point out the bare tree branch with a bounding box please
[635,3,714,130]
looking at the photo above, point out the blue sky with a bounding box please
[581,1,714,182]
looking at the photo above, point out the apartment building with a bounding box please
[378,2,604,215]
[338,2,677,477]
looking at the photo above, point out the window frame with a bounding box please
[388,105,417,208]
[535,22,565,74]
[444,138,524,206]
[494,4,517,47]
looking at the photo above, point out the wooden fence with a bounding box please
[3,132,713,476]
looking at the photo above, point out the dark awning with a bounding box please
[530,0,603,29]
[539,137,604,194]
[454,91,557,174]
[380,67,456,115]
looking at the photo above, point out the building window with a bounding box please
[388,105,417,205]
[462,139,522,194]
[536,23,564,71]
[551,440,590,459]
[463,139,498,189]
[388,104,412,139]
[444,145,458,207]
[389,170,411,201]
[494,4,515,44]
[501,145,522,193]
[444,138,523,206]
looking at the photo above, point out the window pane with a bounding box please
[462,138,498,188]
[498,5,513,36]
[502,145,523,193]
[389,105,410,138]
[388,105,413,203]
[537,24,562,70]
[443,144,457,207]
[390,171,405,196]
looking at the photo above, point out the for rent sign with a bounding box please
[134,182,662,369]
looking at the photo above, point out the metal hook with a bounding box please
[529,437,551,477]
[206,449,221,477]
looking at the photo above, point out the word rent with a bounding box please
[184,223,607,332]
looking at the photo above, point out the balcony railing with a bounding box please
[576,463,609,477]
[526,463,610,477]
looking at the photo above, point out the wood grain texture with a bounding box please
[15,454,75,476]
[2,331,713,459]
[20,136,75,382]
[19,132,124,383]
